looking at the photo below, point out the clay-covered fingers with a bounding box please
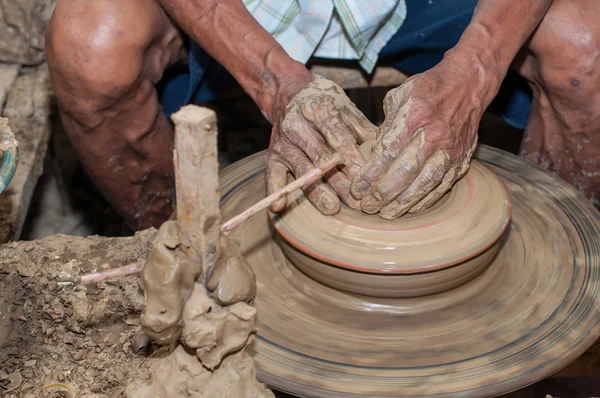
[379,151,450,219]
[339,103,378,144]
[267,145,341,215]
[359,132,429,214]
[266,158,289,213]
[267,119,333,213]
[270,74,380,214]
[300,97,366,179]
[281,109,361,210]
[408,165,460,214]
[291,153,342,215]
[407,137,477,214]
[350,105,412,200]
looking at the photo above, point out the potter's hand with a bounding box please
[351,66,482,219]
[267,74,377,216]
[141,221,256,344]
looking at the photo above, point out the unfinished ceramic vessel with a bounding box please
[271,160,511,298]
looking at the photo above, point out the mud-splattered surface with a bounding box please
[0,229,273,398]
[0,220,599,397]
[0,231,157,397]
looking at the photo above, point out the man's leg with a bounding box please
[46,0,188,230]
[513,0,600,207]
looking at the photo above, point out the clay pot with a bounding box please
[271,160,512,298]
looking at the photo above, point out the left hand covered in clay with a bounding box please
[267,74,377,216]
[351,65,483,219]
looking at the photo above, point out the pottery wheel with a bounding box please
[218,145,600,398]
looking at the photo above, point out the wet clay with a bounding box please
[138,223,265,398]
[2,226,598,397]
[126,347,274,398]
[141,221,197,344]
[273,160,510,272]
[141,222,257,343]
[207,234,257,306]
[217,146,600,397]
[137,105,267,398]
[181,282,256,369]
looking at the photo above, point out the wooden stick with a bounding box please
[220,155,342,232]
[76,156,343,284]
[78,260,144,284]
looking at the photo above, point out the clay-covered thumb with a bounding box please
[206,233,257,306]
[141,220,197,344]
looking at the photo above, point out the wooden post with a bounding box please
[171,105,221,279]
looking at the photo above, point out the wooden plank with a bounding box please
[171,105,221,279]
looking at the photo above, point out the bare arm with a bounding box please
[445,0,555,102]
[156,0,313,122]
[157,0,379,217]
[352,0,556,219]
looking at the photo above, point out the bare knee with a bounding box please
[46,0,184,123]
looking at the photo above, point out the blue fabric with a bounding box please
[156,0,532,129]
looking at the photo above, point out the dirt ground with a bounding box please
[0,230,157,397]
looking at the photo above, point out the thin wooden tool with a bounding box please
[77,260,145,285]
[76,156,342,284]
[220,155,341,232]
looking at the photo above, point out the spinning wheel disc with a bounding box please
[218,145,600,398]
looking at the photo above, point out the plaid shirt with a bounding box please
[243,0,407,73]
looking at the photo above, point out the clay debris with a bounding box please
[137,104,270,398]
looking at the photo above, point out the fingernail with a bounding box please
[408,203,423,214]
[353,180,370,195]
[270,199,286,213]
[321,195,337,211]
[410,201,431,214]
[361,195,380,213]
[381,205,408,220]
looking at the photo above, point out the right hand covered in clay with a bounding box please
[267,74,377,216]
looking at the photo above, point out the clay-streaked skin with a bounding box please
[352,88,478,218]
[268,75,377,215]
[217,147,600,397]
[46,0,600,230]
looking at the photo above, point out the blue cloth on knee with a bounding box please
[156,0,532,129]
